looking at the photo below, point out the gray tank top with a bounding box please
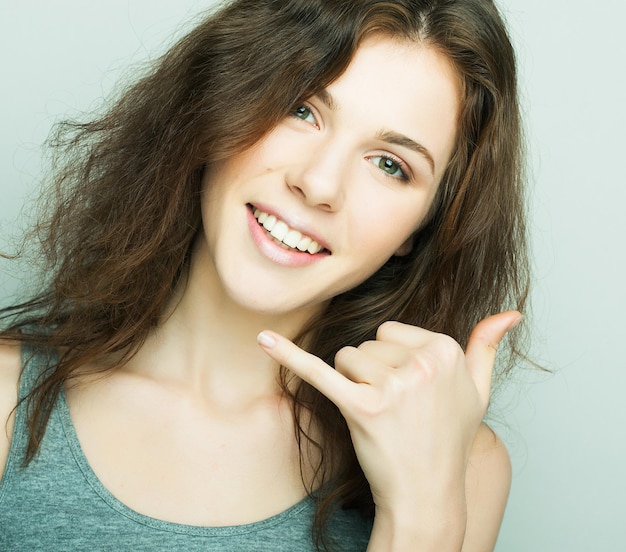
[0,347,371,551]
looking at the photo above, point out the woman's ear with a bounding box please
[394,235,414,256]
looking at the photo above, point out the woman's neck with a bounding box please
[122,235,321,404]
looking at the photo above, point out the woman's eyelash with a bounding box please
[368,154,410,182]
[290,104,318,126]
[289,105,410,182]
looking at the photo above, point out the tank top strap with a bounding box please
[0,342,58,483]
[18,343,58,401]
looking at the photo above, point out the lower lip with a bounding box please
[246,207,329,267]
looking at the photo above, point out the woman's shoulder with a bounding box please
[0,340,23,479]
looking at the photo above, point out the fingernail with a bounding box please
[257,331,276,348]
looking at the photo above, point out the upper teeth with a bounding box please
[253,208,324,254]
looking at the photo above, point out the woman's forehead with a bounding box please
[319,36,461,182]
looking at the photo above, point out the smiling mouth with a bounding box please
[250,205,328,254]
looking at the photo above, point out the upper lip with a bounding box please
[249,202,332,253]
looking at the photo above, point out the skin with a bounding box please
[199,37,458,316]
[0,37,514,550]
[258,314,518,550]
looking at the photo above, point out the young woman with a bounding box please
[0,0,529,550]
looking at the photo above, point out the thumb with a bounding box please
[465,310,523,405]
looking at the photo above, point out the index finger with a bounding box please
[257,331,352,406]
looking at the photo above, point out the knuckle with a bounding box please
[430,333,464,365]
[376,320,402,340]
[385,370,407,395]
[433,332,461,352]
[350,377,402,419]
[353,392,388,419]
[280,346,296,368]
[356,340,377,353]
[403,334,465,381]
[406,349,438,379]
[334,345,357,367]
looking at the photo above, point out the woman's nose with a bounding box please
[285,142,347,212]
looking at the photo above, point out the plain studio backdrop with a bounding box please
[1,1,625,550]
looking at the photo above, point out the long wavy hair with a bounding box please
[1,0,529,549]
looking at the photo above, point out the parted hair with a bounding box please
[1,1,529,550]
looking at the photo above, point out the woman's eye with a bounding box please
[369,156,408,180]
[290,105,317,125]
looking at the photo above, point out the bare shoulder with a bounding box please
[462,422,512,552]
[0,340,23,479]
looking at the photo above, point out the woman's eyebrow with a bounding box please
[314,89,339,112]
[375,130,436,176]
[313,90,436,176]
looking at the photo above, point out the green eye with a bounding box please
[379,158,399,174]
[291,105,315,123]
[370,156,407,180]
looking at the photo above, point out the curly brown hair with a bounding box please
[2,1,529,550]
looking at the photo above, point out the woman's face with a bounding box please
[200,36,460,315]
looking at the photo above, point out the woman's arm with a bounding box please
[461,425,511,551]
[366,423,511,551]
[0,341,21,479]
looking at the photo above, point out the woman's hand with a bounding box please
[257,311,521,550]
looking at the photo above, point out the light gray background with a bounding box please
[1,1,625,550]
